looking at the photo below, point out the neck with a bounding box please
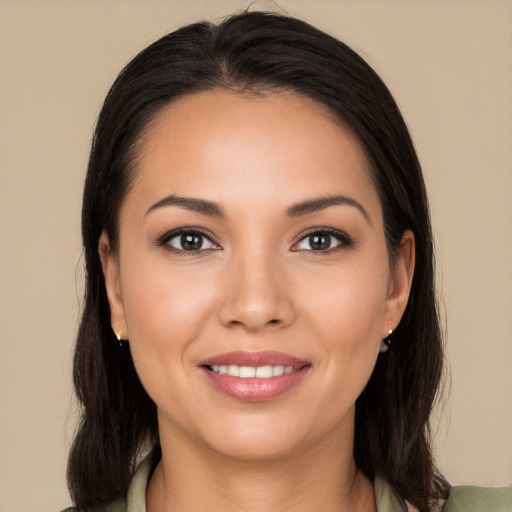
[146,415,376,512]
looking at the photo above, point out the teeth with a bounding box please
[239,366,256,378]
[255,365,273,378]
[228,365,239,377]
[209,364,295,378]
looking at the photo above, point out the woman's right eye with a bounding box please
[159,230,218,253]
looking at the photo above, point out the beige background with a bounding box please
[0,1,511,511]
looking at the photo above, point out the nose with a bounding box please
[218,249,295,333]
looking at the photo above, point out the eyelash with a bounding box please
[156,227,353,255]
[157,228,219,255]
[291,227,354,253]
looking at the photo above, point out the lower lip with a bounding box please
[202,367,309,402]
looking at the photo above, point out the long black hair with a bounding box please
[68,11,449,511]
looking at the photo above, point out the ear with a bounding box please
[98,231,128,340]
[383,229,415,336]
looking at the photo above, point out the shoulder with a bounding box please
[59,451,151,512]
[59,499,127,512]
[442,485,512,512]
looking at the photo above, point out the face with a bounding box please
[101,90,414,461]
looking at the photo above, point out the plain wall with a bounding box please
[0,1,510,511]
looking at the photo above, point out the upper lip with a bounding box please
[199,350,310,368]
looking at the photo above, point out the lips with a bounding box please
[199,351,311,402]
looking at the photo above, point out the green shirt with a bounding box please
[62,457,512,511]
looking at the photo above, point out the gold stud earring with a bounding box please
[112,325,124,347]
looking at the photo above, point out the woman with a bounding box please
[65,11,511,512]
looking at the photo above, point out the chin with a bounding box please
[193,406,346,463]
[206,429,306,462]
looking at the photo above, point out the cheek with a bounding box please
[297,252,390,391]
[119,255,221,375]
[118,259,223,428]
[122,250,218,328]
[300,256,390,341]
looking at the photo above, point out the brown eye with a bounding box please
[180,233,203,250]
[308,234,331,251]
[293,229,352,252]
[161,229,218,252]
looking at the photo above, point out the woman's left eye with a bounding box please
[159,230,218,253]
[293,230,352,252]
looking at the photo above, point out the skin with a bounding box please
[100,89,415,512]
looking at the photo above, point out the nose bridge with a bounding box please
[219,243,293,331]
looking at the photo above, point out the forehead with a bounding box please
[128,89,380,220]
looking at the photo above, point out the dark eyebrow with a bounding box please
[286,195,371,224]
[145,194,225,217]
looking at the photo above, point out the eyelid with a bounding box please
[291,227,353,252]
[157,227,221,253]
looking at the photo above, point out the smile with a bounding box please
[207,365,295,378]
[200,351,311,401]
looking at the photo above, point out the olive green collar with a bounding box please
[126,456,412,512]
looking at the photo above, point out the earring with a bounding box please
[112,325,124,348]
[379,329,393,353]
